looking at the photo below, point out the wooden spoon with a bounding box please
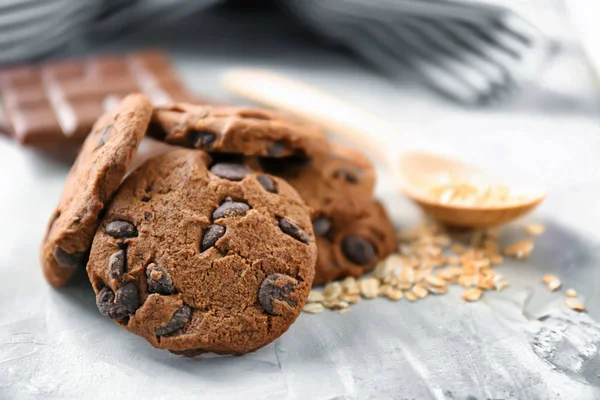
[222,69,546,228]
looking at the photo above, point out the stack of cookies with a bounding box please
[41,94,396,357]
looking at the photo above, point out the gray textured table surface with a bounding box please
[1,11,600,400]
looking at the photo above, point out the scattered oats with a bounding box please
[490,254,503,265]
[424,274,446,288]
[462,288,483,302]
[339,294,361,304]
[415,269,432,283]
[339,307,351,314]
[438,267,462,282]
[405,291,417,302]
[323,300,349,310]
[303,303,324,314]
[341,276,359,294]
[385,288,403,301]
[495,280,510,291]
[399,244,414,256]
[458,274,479,288]
[323,282,342,301]
[504,240,534,259]
[542,274,558,284]
[566,288,578,298]
[307,290,325,303]
[398,267,415,286]
[566,298,586,312]
[452,244,467,255]
[360,277,380,299]
[446,256,461,265]
[525,223,546,236]
[427,285,447,295]
[478,274,495,291]
[378,284,392,297]
[547,278,562,292]
[412,284,429,299]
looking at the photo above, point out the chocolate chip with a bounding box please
[169,348,205,357]
[155,305,192,336]
[105,221,138,238]
[97,124,112,148]
[210,163,251,181]
[257,175,276,193]
[312,218,331,236]
[115,281,140,315]
[267,141,288,157]
[341,236,375,265]
[213,200,250,220]
[279,218,310,244]
[53,246,85,268]
[146,122,168,140]
[144,212,152,220]
[146,263,175,295]
[188,130,216,149]
[258,274,298,315]
[201,225,226,251]
[108,249,126,281]
[96,281,140,320]
[333,168,359,184]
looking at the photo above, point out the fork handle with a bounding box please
[222,69,394,165]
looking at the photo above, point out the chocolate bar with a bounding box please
[0,51,199,145]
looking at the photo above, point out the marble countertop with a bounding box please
[1,10,600,400]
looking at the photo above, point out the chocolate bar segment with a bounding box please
[0,51,199,145]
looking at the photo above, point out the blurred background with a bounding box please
[0,0,595,104]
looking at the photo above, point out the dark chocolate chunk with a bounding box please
[258,273,298,315]
[267,141,287,157]
[341,236,375,265]
[155,305,192,336]
[333,168,359,184]
[213,200,250,220]
[105,221,138,238]
[279,218,310,244]
[114,281,140,315]
[146,263,175,295]
[188,130,216,149]
[108,249,126,281]
[96,281,140,320]
[53,246,85,268]
[312,217,331,236]
[201,225,226,251]
[210,163,250,181]
[169,348,205,357]
[257,175,276,193]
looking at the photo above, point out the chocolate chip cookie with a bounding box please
[313,201,396,285]
[40,94,152,287]
[252,143,376,223]
[147,103,329,158]
[87,149,316,355]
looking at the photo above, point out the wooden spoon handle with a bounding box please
[222,69,393,166]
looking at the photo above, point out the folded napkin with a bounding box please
[283,0,556,105]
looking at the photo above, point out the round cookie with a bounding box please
[253,143,376,223]
[40,94,152,287]
[147,103,329,158]
[87,149,317,355]
[313,201,396,286]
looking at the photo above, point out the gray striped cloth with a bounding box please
[0,0,556,105]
